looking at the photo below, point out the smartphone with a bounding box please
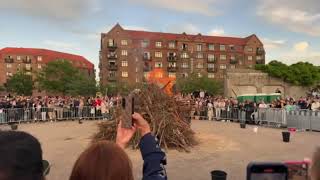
[121,95,134,128]
[285,161,309,180]
[247,162,288,180]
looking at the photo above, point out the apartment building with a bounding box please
[99,24,265,86]
[0,47,95,86]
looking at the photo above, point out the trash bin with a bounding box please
[282,131,290,142]
[211,170,227,180]
[240,123,246,129]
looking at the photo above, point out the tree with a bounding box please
[102,81,137,96]
[255,61,320,86]
[0,85,5,92]
[37,60,97,96]
[6,71,33,96]
[175,73,223,95]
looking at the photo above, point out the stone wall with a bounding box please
[224,69,309,98]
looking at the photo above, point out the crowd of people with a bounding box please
[0,96,121,123]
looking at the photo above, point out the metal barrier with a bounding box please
[286,110,320,131]
[256,108,287,128]
[0,106,112,125]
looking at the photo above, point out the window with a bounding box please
[208,44,214,51]
[182,62,189,68]
[196,53,203,59]
[181,73,188,78]
[196,44,202,51]
[141,40,149,48]
[108,39,115,46]
[121,50,128,56]
[155,52,162,58]
[182,43,188,50]
[247,47,253,52]
[208,73,215,78]
[168,42,175,49]
[136,77,139,83]
[121,40,128,46]
[230,55,236,60]
[135,67,139,73]
[220,45,226,51]
[17,56,21,61]
[208,54,215,62]
[155,41,162,48]
[25,64,31,69]
[143,52,151,60]
[156,72,163,78]
[220,54,227,60]
[37,56,42,61]
[6,64,12,68]
[220,64,227,69]
[196,63,203,69]
[25,72,31,75]
[155,62,163,68]
[229,45,235,51]
[168,52,176,57]
[6,72,12,76]
[248,56,253,61]
[168,72,176,78]
[256,56,262,60]
[122,61,128,67]
[230,65,236,69]
[181,52,189,59]
[208,63,215,68]
[38,64,42,69]
[121,71,128,78]
[168,62,176,67]
[197,73,202,78]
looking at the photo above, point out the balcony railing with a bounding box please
[207,68,216,72]
[108,64,118,71]
[230,59,238,64]
[167,66,177,72]
[107,54,118,59]
[108,76,117,81]
[256,48,265,55]
[167,56,177,62]
[107,44,117,50]
[23,59,32,64]
[4,58,14,63]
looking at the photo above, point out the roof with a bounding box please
[125,30,249,45]
[0,47,94,69]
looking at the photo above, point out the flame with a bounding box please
[146,68,176,96]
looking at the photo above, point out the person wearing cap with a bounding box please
[0,131,50,180]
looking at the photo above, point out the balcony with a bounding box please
[107,64,118,71]
[23,59,32,64]
[25,67,32,71]
[167,56,177,62]
[107,44,117,50]
[256,48,265,55]
[167,66,177,72]
[107,54,118,59]
[143,66,152,72]
[207,68,216,72]
[4,58,14,63]
[207,58,216,63]
[108,76,117,81]
[143,55,152,61]
[230,59,238,64]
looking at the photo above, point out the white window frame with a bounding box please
[38,64,42,69]
[196,53,203,59]
[208,63,215,68]
[220,64,227,69]
[121,71,128,78]
[6,64,12,68]
[230,65,236,69]
[121,50,128,56]
[248,56,253,61]
[168,72,176,78]
[208,54,215,61]
[256,56,262,60]
[247,47,253,52]
[182,62,189,68]
[155,51,162,58]
[155,41,162,48]
[181,52,189,59]
[220,45,226,51]
[17,56,21,61]
[208,44,214,51]
[220,54,227,60]
[155,62,163,68]
[121,40,128,46]
[208,73,215,78]
[196,63,204,69]
[121,61,128,67]
[197,73,202,78]
[196,44,202,51]
[168,42,175,49]
[37,56,42,61]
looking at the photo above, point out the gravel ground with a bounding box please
[1,120,319,180]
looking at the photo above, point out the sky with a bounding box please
[0,0,319,76]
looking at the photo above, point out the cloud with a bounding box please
[293,41,309,52]
[208,28,225,36]
[129,0,220,16]
[261,38,286,49]
[43,40,79,51]
[165,23,200,34]
[257,0,320,36]
[0,0,100,21]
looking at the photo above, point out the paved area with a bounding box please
[1,120,319,180]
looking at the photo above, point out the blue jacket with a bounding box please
[139,133,167,180]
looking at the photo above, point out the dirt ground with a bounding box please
[1,120,319,180]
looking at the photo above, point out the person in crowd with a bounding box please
[69,113,167,180]
[207,100,214,121]
[0,131,48,180]
[311,147,320,180]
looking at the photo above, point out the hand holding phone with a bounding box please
[121,94,134,129]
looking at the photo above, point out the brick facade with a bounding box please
[0,47,95,87]
[99,24,265,86]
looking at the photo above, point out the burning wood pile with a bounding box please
[92,84,198,152]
